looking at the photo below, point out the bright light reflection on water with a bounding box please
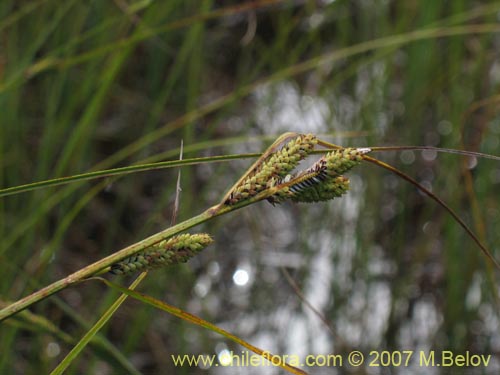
[233,269,250,286]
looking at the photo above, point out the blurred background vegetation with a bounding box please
[1,0,500,374]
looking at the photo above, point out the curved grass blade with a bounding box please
[280,268,347,348]
[368,146,500,161]
[94,277,308,375]
[50,273,147,375]
[3,144,497,199]
[0,153,260,198]
[0,300,141,375]
[1,258,142,373]
[51,144,186,374]
[317,141,500,162]
[0,132,354,199]
[0,208,213,322]
[365,155,500,271]
[0,173,276,323]
[3,136,500,322]
[318,139,500,270]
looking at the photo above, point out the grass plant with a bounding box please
[1,1,500,374]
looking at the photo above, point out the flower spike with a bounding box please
[222,133,317,205]
[269,147,368,204]
[110,233,213,275]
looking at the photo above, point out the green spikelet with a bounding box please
[322,148,365,177]
[289,176,350,203]
[269,147,368,204]
[110,233,213,275]
[225,133,317,205]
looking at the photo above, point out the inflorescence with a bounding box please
[225,133,318,205]
[110,135,370,276]
[110,233,213,275]
[223,132,370,206]
[269,148,369,204]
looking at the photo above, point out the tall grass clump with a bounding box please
[1,1,500,374]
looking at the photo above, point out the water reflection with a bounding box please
[233,269,250,287]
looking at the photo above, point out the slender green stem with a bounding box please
[363,155,500,271]
[0,153,260,198]
[50,273,147,375]
[0,208,211,322]
[318,139,500,270]
[368,146,500,161]
[96,277,307,375]
[2,146,497,199]
[0,188,271,322]
[2,139,499,322]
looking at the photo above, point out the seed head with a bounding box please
[289,176,350,203]
[268,147,366,204]
[110,233,213,275]
[226,134,317,205]
[321,148,365,177]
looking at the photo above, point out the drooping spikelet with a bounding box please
[269,148,368,204]
[288,176,350,203]
[321,148,366,177]
[110,233,213,275]
[268,170,349,204]
[224,133,317,205]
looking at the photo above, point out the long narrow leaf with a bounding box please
[50,273,147,375]
[95,277,308,375]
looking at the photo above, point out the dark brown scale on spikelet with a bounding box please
[110,233,213,275]
[225,134,317,205]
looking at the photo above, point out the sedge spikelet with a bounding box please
[269,148,367,204]
[322,148,366,177]
[110,233,213,275]
[225,133,317,205]
[289,176,350,203]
